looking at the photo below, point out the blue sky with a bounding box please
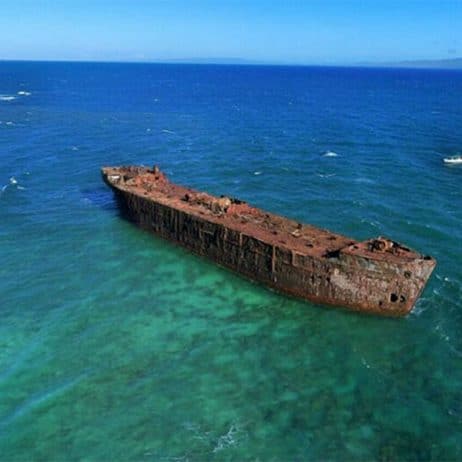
[0,0,460,64]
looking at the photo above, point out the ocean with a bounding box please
[1,61,461,461]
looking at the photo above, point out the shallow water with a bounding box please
[1,62,462,460]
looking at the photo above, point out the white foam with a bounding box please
[253,171,262,175]
[317,173,336,178]
[324,151,338,157]
[213,424,241,453]
[9,177,17,185]
[17,91,31,96]
[162,129,175,134]
[6,121,14,126]
[0,95,16,101]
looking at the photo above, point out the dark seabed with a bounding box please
[1,62,462,461]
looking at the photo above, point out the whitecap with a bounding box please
[71,146,79,151]
[9,177,17,185]
[162,129,175,134]
[17,91,31,96]
[6,121,14,126]
[17,185,26,190]
[0,95,16,102]
[253,171,262,175]
[317,173,336,178]
[323,150,338,157]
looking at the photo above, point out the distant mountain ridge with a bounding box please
[162,57,462,69]
[161,57,266,65]
[376,57,462,69]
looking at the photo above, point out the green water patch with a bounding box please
[1,218,461,461]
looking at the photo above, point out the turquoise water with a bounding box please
[1,62,462,460]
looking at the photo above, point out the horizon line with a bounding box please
[1,57,461,70]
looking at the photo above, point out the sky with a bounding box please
[0,0,461,64]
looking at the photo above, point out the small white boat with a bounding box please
[443,156,462,165]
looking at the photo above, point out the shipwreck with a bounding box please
[102,165,435,316]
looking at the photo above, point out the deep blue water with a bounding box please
[1,61,462,461]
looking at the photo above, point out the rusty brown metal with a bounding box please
[101,165,436,316]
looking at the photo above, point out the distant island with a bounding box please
[161,57,266,65]
[367,57,462,70]
[162,57,462,69]
[2,56,462,70]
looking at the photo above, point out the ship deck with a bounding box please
[102,166,425,264]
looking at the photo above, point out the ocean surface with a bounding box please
[1,61,462,461]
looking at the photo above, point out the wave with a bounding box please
[317,173,336,178]
[323,151,338,157]
[213,424,246,453]
[0,95,16,102]
[354,177,375,184]
[17,91,31,96]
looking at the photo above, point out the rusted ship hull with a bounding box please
[102,166,436,316]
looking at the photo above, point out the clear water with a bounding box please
[1,62,462,461]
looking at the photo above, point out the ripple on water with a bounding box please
[0,62,462,461]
